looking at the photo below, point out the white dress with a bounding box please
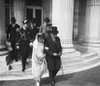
[32,37,47,81]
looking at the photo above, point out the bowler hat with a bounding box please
[52,26,59,35]
[22,19,28,24]
[11,17,16,22]
[44,17,50,23]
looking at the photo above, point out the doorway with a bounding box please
[26,6,43,27]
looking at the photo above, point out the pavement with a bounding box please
[1,65,100,86]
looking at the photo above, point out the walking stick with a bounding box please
[61,59,64,76]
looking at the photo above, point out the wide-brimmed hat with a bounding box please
[11,17,16,22]
[52,26,59,35]
[22,19,29,24]
[44,17,50,23]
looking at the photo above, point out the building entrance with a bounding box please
[26,6,43,27]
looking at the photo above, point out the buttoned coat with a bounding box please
[7,24,20,43]
[44,34,62,71]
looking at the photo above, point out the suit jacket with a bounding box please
[7,23,20,43]
[44,34,62,71]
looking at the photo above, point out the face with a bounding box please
[47,26,52,31]
[24,23,28,28]
[52,33,57,38]
[11,21,16,24]
[38,35,44,43]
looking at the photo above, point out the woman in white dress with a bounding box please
[32,33,47,86]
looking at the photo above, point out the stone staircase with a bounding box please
[0,43,100,81]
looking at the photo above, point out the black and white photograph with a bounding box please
[0,0,100,86]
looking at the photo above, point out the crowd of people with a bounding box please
[6,17,62,86]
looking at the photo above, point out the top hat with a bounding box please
[52,26,59,35]
[22,19,29,24]
[46,23,52,27]
[44,17,50,23]
[11,17,16,22]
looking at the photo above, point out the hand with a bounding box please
[58,52,62,56]
[16,46,19,49]
[29,42,33,47]
[16,28,20,32]
[53,53,58,56]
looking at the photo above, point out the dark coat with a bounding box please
[6,24,20,43]
[16,27,30,57]
[44,34,62,71]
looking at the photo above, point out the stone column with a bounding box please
[73,0,80,41]
[42,0,52,21]
[13,0,25,27]
[0,0,7,50]
[52,0,80,54]
[83,0,100,47]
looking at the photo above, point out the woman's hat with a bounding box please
[22,19,28,24]
[11,17,16,22]
[44,17,50,23]
[52,26,59,35]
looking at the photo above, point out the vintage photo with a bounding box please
[0,0,100,86]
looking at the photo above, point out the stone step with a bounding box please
[0,51,100,81]
[63,56,100,74]
[0,52,97,74]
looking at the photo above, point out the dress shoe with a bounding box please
[50,80,55,86]
[22,69,25,72]
[9,65,12,70]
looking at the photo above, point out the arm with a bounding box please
[44,39,54,56]
[6,25,11,41]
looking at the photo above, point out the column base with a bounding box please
[81,41,100,55]
[0,45,9,56]
[62,44,75,53]
[62,43,81,59]
[82,41,100,47]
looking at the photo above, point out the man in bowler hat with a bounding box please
[6,17,20,62]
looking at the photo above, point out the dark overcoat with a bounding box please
[44,34,62,71]
[6,24,20,43]
[16,27,30,58]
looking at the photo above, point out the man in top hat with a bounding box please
[44,26,62,86]
[16,19,30,72]
[39,17,51,33]
[6,17,20,63]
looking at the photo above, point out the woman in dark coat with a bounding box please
[44,26,62,86]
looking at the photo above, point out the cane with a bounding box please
[61,59,64,76]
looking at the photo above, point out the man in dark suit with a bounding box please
[6,17,20,62]
[44,26,62,86]
[16,19,30,72]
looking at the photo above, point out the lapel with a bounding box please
[49,34,56,46]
